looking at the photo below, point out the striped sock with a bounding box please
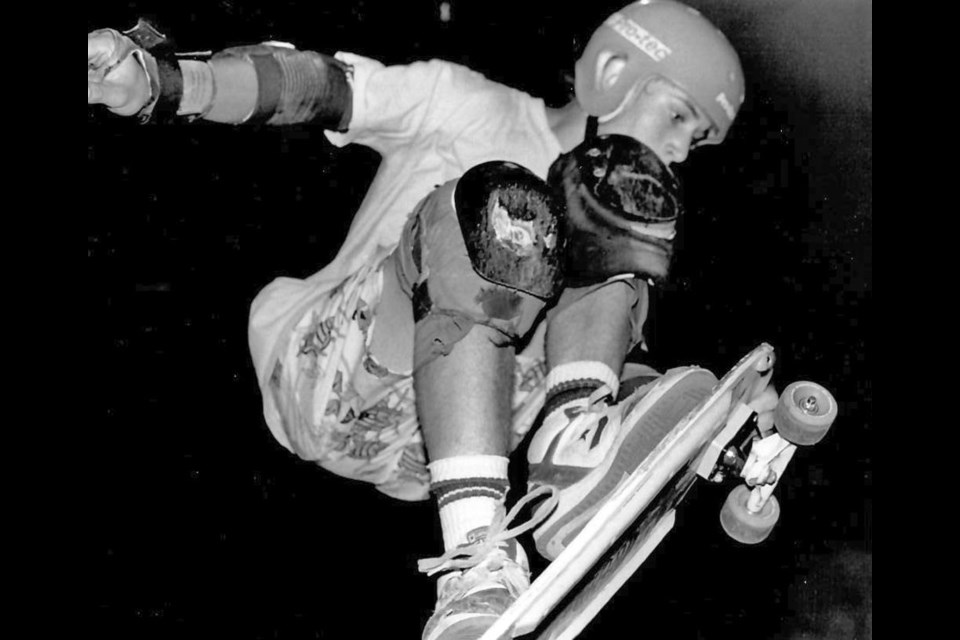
[429,455,510,551]
[542,361,620,421]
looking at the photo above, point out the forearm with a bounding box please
[127,20,352,128]
[177,57,256,122]
[176,46,353,127]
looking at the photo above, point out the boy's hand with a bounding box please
[88,29,152,116]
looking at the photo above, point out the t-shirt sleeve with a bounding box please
[324,52,508,155]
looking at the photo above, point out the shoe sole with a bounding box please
[423,587,516,640]
[532,368,717,560]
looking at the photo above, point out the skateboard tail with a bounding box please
[535,511,676,640]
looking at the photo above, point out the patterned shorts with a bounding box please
[266,260,548,502]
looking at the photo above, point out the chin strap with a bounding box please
[585,115,599,141]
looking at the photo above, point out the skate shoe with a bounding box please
[526,366,718,560]
[419,487,558,640]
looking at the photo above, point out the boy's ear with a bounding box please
[595,51,628,92]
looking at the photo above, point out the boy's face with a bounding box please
[597,78,715,166]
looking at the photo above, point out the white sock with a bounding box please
[428,455,510,551]
[542,361,620,421]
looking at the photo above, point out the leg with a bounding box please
[394,180,527,554]
[538,279,644,424]
[546,280,634,378]
[399,167,561,640]
[527,278,716,560]
[416,324,515,459]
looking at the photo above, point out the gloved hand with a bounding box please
[87,28,152,116]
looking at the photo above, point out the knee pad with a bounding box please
[454,161,565,299]
[395,163,564,366]
[548,134,682,286]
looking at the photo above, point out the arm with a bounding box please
[88,19,352,129]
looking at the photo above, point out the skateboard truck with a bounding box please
[739,432,796,514]
[695,351,774,484]
[695,402,760,482]
[718,379,838,544]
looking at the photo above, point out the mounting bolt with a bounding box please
[801,395,819,414]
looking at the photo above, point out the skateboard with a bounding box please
[479,343,837,640]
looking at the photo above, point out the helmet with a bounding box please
[574,0,745,145]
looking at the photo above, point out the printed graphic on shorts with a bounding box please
[397,439,429,484]
[325,370,344,417]
[515,357,548,395]
[354,297,373,334]
[269,359,284,390]
[268,355,326,461]
[374,435,431,502]
[509,355,548,449]
[328,384,416,461]
[298,311,342,380]
[260,265,428,500]
[363,355,391,379]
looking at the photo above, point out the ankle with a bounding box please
[542,361,619,420]
[429,455,510,551]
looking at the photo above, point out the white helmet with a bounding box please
[575,0,746,144]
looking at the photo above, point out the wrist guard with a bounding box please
[121,19,352,129]
[548,134,682,287]
[122,19,192,124]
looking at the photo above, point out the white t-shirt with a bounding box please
[247,53,563,389]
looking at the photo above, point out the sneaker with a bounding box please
[419,488,557,640]
[526,366,718,560]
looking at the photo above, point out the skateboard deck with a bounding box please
[478,342,825,640]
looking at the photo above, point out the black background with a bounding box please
[87,1,872,638]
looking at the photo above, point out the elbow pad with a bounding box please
[213,43,353,129]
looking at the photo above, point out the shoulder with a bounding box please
[340,51,524,99]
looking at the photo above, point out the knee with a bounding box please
[396,162,565,366]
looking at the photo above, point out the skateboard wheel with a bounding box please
[719,485,779,545]
[774,381,837,446]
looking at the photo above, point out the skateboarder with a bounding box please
[88,2,777,638]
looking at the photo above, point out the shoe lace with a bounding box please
[584,384,615,413]
[556,383,615,422]
[417,485,559,577]
[564,384,616,432]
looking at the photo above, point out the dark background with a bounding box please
[87,1,872,638]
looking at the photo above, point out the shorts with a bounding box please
[265,258,549,502]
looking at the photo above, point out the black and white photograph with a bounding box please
[88,1,872,638]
